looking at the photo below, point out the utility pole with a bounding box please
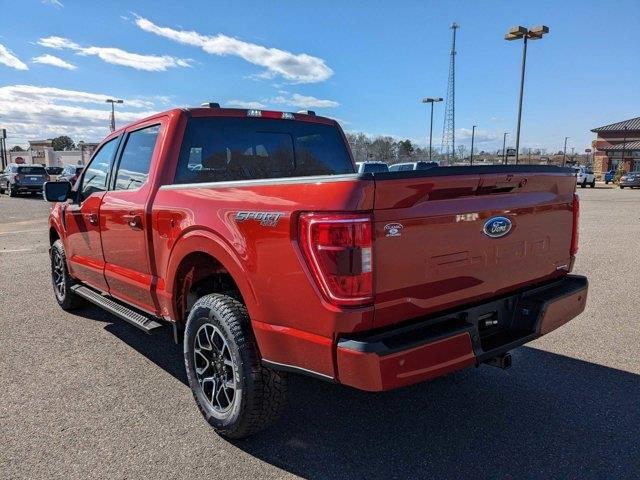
[441,22,459,164]
[470,125,476,165]
[563,136,569,166]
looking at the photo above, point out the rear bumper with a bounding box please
[336,275,588,391]
[14,184,44,192]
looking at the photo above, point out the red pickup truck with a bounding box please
[44,105,588,438]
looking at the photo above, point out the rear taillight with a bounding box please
[45,174,51,181]
[298,213,373,307]
[570,193,579,256]
[14,174,23,182]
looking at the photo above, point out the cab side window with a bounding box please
[79,137,119,202]
[113,125,160,191]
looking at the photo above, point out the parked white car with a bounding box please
[574,166,596,188]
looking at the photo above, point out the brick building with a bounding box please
[591,117,640,175]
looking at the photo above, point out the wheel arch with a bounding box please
[165,229,258,327]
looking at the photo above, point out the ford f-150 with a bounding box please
[44,105,588,438]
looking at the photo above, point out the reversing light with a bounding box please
[247,109,262,117]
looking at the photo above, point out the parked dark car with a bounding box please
[604,169,616,184]
[619,171,640,189]
[0,164,50,197]
[45,166,64,176]
[58,165,85,185]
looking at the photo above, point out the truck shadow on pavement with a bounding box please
[84,306,639,480]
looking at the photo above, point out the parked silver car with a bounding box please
[619,171,640,189]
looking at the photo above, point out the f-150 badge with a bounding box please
[235,211,284,227]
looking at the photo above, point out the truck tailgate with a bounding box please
[371,167,576,329]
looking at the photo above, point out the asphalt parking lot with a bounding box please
[1,187,639,479]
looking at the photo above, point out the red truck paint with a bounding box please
[48,107,588,392]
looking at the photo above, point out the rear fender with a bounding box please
[163,229,259,323]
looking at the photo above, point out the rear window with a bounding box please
[174,117,353,184]
[17,166,46,175]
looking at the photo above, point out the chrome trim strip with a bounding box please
[261,358,335,381]
[159,174,359,190]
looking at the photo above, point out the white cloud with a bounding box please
[32,54,77,70]
[0,84,153,108]
[269,92,339,108]
[458,128,499,143]
[0,44,29,70]
[38,36,191,72]
[134,15,333,83]
[42,0,63,7]
[226,100,267,109]
[0,84,157,144]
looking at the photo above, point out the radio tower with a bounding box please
[441,22,459,163]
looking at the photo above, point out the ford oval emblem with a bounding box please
[483,216,512,238]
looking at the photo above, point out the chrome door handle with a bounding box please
[85,213,98,226]
[124,214,142,230]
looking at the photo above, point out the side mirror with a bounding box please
[43,181,72,202]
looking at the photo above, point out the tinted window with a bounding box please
[17,166,46,175]
[361,163,389,173]
[174,118,352,184]
[114,125,160,190]
[79,137,119,202]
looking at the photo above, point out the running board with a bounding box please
[71,285,163,334]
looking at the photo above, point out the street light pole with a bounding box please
[421,97,443,161]
[502,132,509,164]
[563,136,569,166]
[514,34,528,164]
[505,25,549,165]
[470,125,476,165]
[105,99,124,132]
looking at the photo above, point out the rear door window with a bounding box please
[174,117,353,184]
[113,124,160,190]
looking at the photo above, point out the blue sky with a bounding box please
[1,0,638,153]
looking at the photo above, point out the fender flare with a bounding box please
[164,228,259,322]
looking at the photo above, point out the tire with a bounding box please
[50,240,85,310]
[590,180,595,188]
[9,186,17,197]
[580,180,586,188]
[184,293,287,439]
[620,186,625,189]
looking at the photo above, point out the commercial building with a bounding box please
[7,140,98,167]
[591,117,640,174]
